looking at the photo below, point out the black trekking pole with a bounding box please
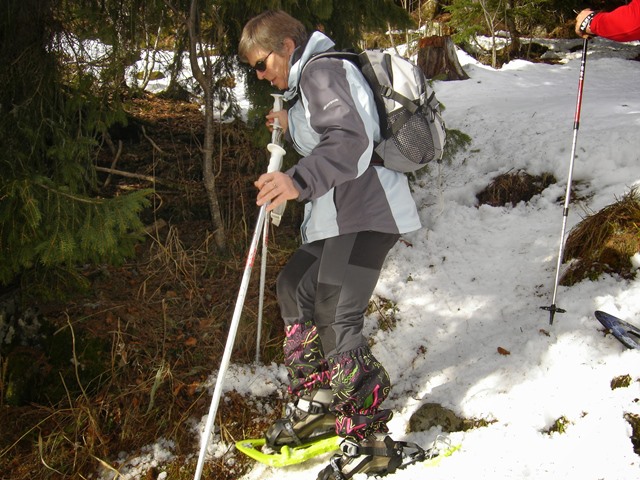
[542,37,589,325]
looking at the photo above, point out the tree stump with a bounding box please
[417,36,469,81]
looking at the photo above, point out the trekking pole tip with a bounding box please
[540,304,566,325]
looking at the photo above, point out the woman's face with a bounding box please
[246,43,291,91]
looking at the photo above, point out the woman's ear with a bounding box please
[282,37,296,55]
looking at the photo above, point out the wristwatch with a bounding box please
[579,12,596,35]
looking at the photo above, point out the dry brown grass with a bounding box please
[476,170,556,207]
[561,187,640,285]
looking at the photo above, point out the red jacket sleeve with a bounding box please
[591,0,640,42]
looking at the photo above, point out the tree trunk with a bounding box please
[166,26,190,100]
[187,0,226,252]
[505,0,521,59]
[417,36,469,81]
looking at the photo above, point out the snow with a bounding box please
[102,37,640,479]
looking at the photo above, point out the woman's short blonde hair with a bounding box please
[238,10,309,63]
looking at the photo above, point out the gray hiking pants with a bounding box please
[277,231,399,356]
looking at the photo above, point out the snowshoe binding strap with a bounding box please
[349,437,427,469]
[296,396,330,415]
[318,436,426,480]
[340,436,402,460]
[265,396,335,448]
[266,416,304,447]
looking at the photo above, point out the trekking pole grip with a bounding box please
[267,93,285,173]
[271,93,284,132]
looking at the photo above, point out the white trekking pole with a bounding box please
[193,96,286,480]
[256,94,285,363]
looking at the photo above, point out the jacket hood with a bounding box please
[284,31,335,102]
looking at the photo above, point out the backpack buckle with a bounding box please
[379,85,394,98]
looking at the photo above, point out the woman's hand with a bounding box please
[265,109,288,134]
[255,171,299,211]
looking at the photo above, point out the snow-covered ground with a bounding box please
[104,37,640,480]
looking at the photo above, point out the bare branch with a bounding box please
[142,125,167,155]
[103,140,123,188]
[95,166,182,189]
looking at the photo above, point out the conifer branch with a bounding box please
[37,182,105,204]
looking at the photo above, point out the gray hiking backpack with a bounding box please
[304,49,446,173]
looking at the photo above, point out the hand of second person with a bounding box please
[255,171,299,211]
[575,8,595,38]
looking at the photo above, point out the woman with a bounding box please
[238,10,422,479]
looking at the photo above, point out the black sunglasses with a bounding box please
[252,51,273,72]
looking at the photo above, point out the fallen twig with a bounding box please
[95,166,182,189]
[103,140,123,188]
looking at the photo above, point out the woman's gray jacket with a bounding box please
[283,31,421,244]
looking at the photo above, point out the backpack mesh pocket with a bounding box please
[387,107,435,165]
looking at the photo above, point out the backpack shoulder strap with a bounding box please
[294,51,357,105]
[300,51,360,76]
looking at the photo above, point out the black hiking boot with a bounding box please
[316,434,426,480]
[265,388,336,449]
